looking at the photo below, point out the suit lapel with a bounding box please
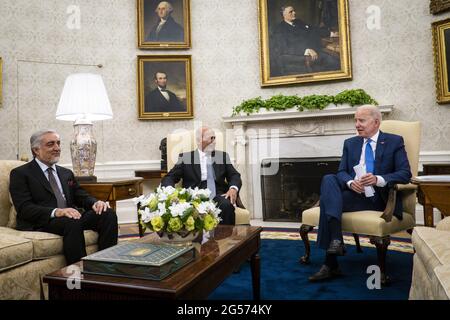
[30,159,54,195]
[193,151,201,181]
[353,137,364,167]
[375,131,386,173]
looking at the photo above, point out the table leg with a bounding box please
[250,252,260,300]
[424,204,434,227]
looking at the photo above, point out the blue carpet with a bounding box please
[208,239,413,300]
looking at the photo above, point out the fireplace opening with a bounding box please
[260,157,340,222]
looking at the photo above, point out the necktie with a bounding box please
[365,139,375,174]
[47,168,67,208]
[206,157,216,200]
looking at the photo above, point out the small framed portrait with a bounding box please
[137,55,193,120]
[430,0,450,14]
[432,18,450,104]
[137,0,191,49]
[258,0,352,87]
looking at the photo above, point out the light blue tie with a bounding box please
[206,157,216,199]
[365,139,375,174]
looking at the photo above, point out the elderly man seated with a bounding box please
[161,126,242,225]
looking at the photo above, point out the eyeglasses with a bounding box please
[210,136,216,141]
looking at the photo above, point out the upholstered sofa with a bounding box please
[0,160,98,300]
[409,217,450,300]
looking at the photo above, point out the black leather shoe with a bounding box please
[326,240,346,256]
[308,265,342,282]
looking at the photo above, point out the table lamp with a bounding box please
[56,73,113,182]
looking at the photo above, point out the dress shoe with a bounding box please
[326,239,346,256]
[308,265,342,282]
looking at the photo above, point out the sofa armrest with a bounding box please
[436,217,450,232]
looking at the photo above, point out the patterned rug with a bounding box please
[119,227,413,253]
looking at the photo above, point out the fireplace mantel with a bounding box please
[223,105,393,125]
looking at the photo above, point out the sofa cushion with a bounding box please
[302,207,415,237]
[0,161,26,227]
[6,193,17,229]
[0,233,33,272]
[434,265,450,300]
[0,227,98,259]
[412,227,450,281]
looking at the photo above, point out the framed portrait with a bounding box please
[137,0,191,49]
[430,0,450,14]
[258,0,352,87]
[137,55,193,120]
[432,18,450,104]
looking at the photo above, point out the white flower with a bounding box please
[169,202,192,217]
[140,207,152,223]
[197,201,221,217]
[157,202,167,215]
[188,187,211,199]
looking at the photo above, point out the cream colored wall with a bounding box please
[0,0,449,164]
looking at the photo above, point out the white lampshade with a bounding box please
[56,73,113,121]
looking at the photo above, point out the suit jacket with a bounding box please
[145,88,184,113]
[336,131,412,219]
[9,159,97,231]
[161,150,242,195]
[147,16,184,42]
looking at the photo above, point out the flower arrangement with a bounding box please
[134,186,222,238]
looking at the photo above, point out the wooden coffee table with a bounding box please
[43,225,262,300]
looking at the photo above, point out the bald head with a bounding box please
[196,126,216,152]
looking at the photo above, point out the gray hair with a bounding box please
[195,126,214,146]
[30,129,58,157]
[156,1,173,13]
[356,104,382,122]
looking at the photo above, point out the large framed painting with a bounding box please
[137,0,191,49]
[258,0,352,87]
[137,55,193,120]
[430,0,450,14]
[432,18,450,104]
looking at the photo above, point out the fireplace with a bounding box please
[260,157,340,222]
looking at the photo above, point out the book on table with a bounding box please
[81,242,196,281]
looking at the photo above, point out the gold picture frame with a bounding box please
[137,0,191,49]
[430,0,450,14]
[0,57,2,108]
[137,55,193,120]
[432,18,450,104]
[258,0,352,87]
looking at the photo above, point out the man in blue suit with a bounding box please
[309,105,412,282]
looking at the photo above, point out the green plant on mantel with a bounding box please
[232,89,378,116]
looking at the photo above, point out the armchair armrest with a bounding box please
[236,195,246,210]
[436,217,450,232]
[380,183,416,222]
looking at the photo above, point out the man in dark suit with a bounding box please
[145,71,184,113]
[161,127,242,225]
[146,1,184,42]
[309,105,412,282]
[9,130,118,265]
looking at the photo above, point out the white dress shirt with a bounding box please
[159,87,170,101]
[197,149,239,192]
[35,158,66,218]
[347,131,387,189]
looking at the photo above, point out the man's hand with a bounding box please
[92,201,110,215]
[359,173,377,187]
[222,188,238,206]
[55,208,81,219]
[306,48,319,61]
[350,180,365,194]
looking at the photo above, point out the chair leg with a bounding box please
[299,224,314,264]
[353,233,363,253]
[369,236,391,286]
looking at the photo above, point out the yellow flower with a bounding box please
[203,214,218,231]
[149,197,158,211]
[150,216,164,232]
[184,216,196,231]
[168,217,183,232]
